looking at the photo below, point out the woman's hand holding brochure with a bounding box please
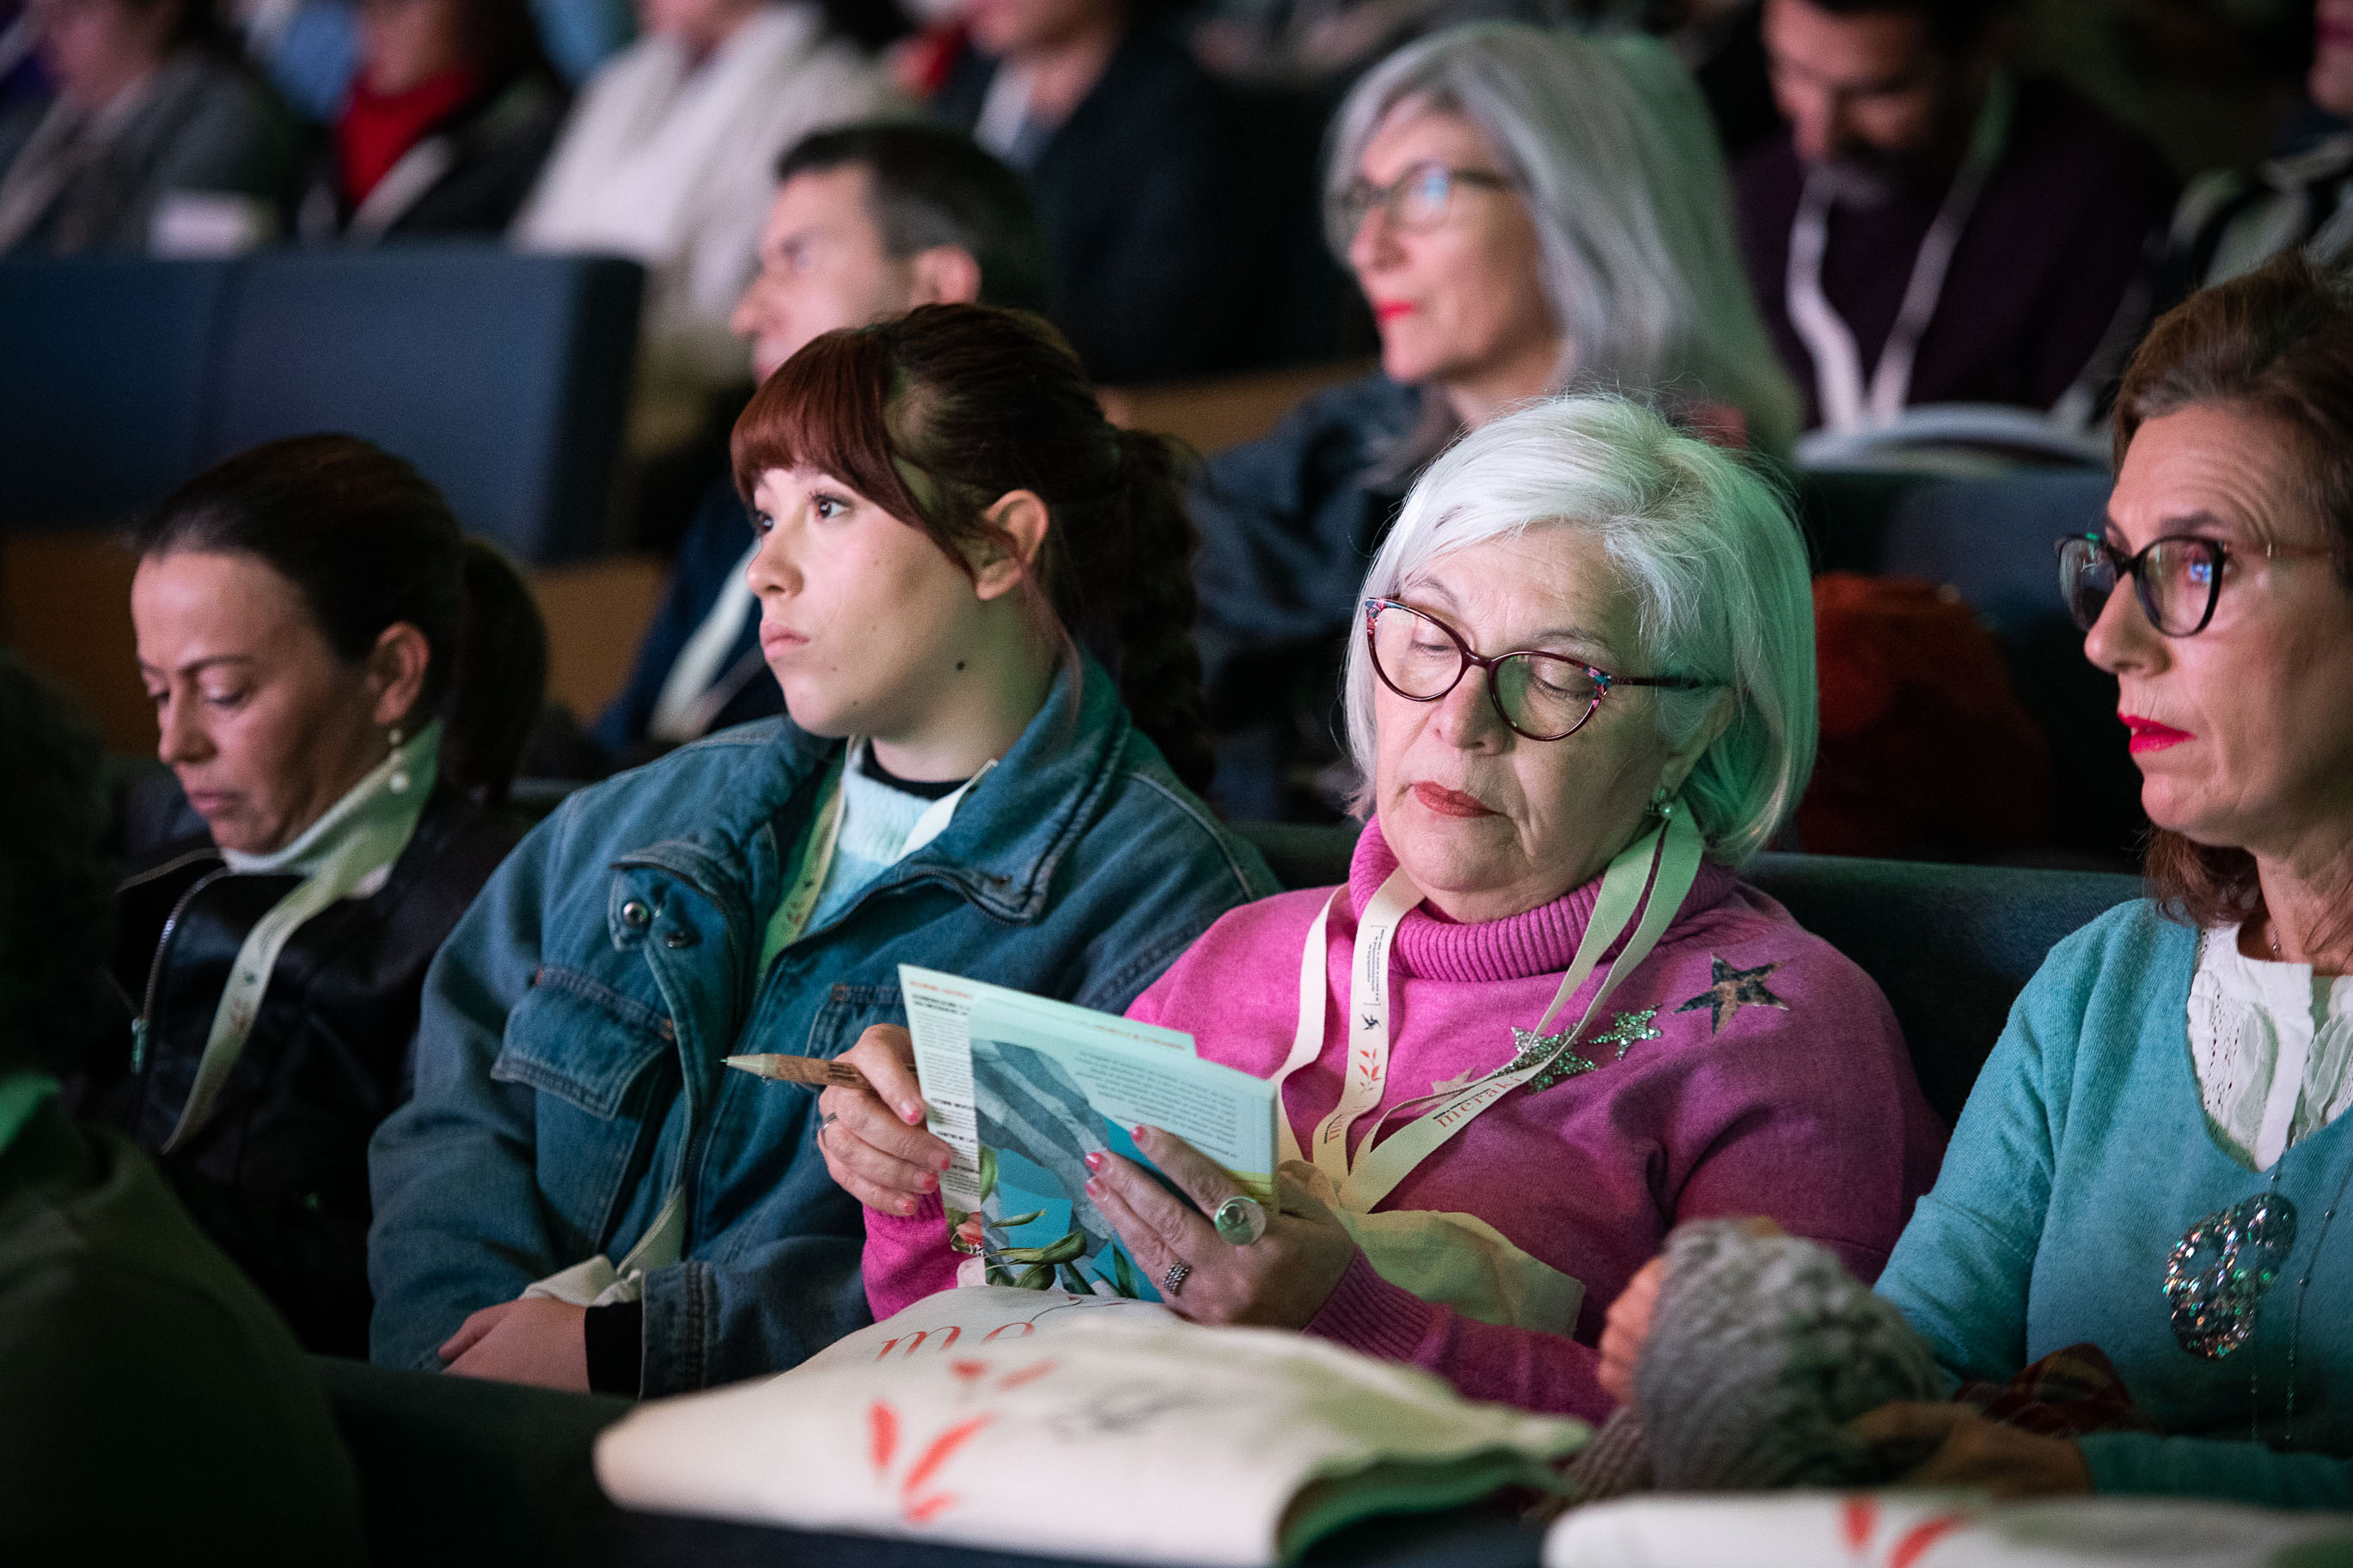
[1088,1126,1357,1329]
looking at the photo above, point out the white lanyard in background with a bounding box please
[1788,72,2014,434]
[1271,802,1704,1212]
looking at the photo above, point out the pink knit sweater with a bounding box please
[863,819,1946,1419]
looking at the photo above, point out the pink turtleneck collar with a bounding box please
[1348,815,1737,985]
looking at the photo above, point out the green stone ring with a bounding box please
[1213,1194,1268,1246]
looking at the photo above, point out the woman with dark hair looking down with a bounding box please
[70,433,547,1355]
[369,303,1274,1398]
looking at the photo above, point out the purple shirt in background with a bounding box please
[1735,75,2178,426]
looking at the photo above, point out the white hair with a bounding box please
[1325,23,1801,456]
[1343,395,1818,865]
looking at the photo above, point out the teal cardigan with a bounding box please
[1878,900,2353,1507]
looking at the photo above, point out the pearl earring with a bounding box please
[388,724,410,795]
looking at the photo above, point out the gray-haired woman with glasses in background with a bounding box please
[1720,251,2353,1505]
[852,394,1943,1421]
[1187,21,1800,818]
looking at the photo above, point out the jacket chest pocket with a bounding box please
[494,965,676,1248]
[802,982,905,1061]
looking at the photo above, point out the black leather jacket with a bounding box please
[70,784,514,1354]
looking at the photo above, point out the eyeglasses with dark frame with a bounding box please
[1362,597,1709,742]
[2057,532,2338,638]
[1337,162,1516,236]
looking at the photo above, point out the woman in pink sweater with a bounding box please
[822,395,1945,1420]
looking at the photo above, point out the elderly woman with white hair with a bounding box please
[844,396,1943,1419]
[1193,21,1801,816]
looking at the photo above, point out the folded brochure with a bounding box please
[900,964,1277,1301]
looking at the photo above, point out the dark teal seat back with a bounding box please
[0,247,641,562]
[0,257,233,524]
[200,247,642,562]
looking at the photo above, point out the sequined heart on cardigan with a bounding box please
[2164,1190,2298,1360]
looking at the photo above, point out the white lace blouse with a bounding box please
[2188,924,2353,1171]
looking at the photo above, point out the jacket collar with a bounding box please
[613,655,1134,928]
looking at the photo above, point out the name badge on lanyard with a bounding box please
[1270,802,1704,1213]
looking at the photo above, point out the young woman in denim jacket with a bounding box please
[368,304,1278,1396]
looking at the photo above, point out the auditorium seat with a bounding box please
[0,246,643,563]
[1800,466,2142,863]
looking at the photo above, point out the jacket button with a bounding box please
[662,927,697,949]
[620,899,651,929]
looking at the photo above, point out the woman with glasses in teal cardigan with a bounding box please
[1859,253,2353,1506]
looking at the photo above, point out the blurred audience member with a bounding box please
[513,0,890,455]
[1189,23,1800,818]
[578,120,1046,771]
[932,0,1235,381]
[296,0,563,238]
[69,436,545,1356]
[1733,0,2174,433]
[0,0,296,253]
[0,653,365,1565]
[2161,0,2353,297]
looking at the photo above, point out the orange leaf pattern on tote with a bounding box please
[863,1358,1064,1527]
[1837,1497,1974,1568]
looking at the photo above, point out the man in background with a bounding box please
[586,119,1049,770]
[1733,0,2175,432]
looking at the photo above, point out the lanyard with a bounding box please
[1787,72,2014,434]
[649,539,761,744]
[1272,802,1704,1212]
[761,744,995,967]
[162,723,439,1153]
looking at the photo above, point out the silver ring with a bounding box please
[1212,1194,1268,1246]
[818,1111,839,1143]
[1159,1260,1192,1296]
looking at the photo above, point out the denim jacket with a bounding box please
[367,659,1275,1393]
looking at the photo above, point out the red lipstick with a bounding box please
[1411,781,1497,819]
[2120,714,2193,754]
[1372,301,1415,322]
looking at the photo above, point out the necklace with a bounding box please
[2252,1153,2353,1443]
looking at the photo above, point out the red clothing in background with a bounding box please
[336,65,481,204]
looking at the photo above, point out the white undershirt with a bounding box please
[2187,924,2353,1171]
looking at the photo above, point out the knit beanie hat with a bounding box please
[1630,1219,1941,1491]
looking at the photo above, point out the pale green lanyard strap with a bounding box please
[162,726,437,1154]
[1270,802,1704,1212]
[758,748,995,973]
[761,756,849,971]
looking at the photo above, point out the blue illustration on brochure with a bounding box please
[897,965,1278,1303]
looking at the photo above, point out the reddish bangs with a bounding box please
[730,326,928,525]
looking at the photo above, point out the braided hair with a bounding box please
[731,303,1216,791]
